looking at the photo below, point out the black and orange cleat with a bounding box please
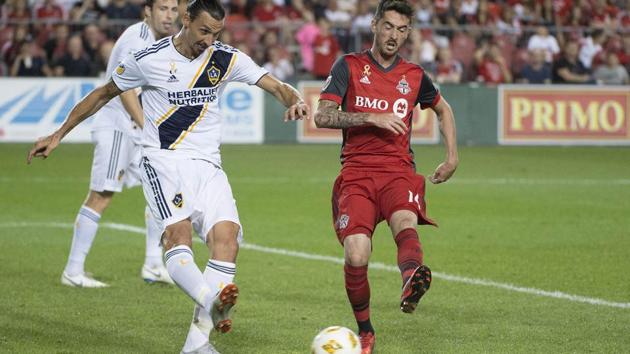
[400,265,432,314]
[210,283,239,333]
[359,331,375,354]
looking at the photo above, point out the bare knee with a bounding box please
[162,219,193,250]
[389,210,418,236]
[343,234,371,266]
[84,190,114,214]
[207,221,240,262]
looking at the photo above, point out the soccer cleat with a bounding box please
[210,283,239,334]
[400,265,432,313]
[180,342,221,354]
[359,331,375,354]
[61,271,109,288]
[141,264,174,284]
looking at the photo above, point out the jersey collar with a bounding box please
[366,50,401,73]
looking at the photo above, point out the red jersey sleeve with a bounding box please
[416,71,441,109]
[319,56,350,105]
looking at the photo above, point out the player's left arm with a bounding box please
[429,97,459,184]
[256,74,310,121]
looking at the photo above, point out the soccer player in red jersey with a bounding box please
[314,1,458,353]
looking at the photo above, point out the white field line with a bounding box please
[1,176,630,186]
[1,221,629,309]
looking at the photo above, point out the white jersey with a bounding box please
[91,22,157,137]
[112,38,268,166]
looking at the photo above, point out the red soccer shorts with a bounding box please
[331,169,436,244]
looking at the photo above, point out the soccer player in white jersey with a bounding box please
[28,0,309,352]
[58,0,180,288]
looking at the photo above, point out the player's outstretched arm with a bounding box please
[256,74,310,121]
[314,99,407,135]
[429,97,458,184]
[27,80,123,164]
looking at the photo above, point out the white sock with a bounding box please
[164,245,213,309]
[144,206,163,268]
[64,206,101,276]
[182,260,236,352]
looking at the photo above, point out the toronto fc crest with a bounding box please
[396,75,411,95]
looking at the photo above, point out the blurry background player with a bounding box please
[28,0,309,353]
[60,0,179,288]
[314,1,458,353]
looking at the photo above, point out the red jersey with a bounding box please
[319,51,440,173]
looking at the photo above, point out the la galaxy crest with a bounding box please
[207,63,221,86]
[172,193,184,208]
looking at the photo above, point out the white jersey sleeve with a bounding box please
[226,50,268,85]
[112,53,148,92]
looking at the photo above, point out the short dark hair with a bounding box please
[187,0,225,21]
[374,0,414,22]
[145,0,155,8]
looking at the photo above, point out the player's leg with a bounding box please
[333,173,378,353]
[61,189,114,288]
[163,219,216,311]
[183,166,241,353]
[141,207,173,284]
[62,130,127,288]
[381,174,435,313]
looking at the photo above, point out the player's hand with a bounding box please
[367,113,407,135]
[27,133,61,164]
[429,160,458,184]
[284,102,310,122]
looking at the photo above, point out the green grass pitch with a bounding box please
[1,143,629,353]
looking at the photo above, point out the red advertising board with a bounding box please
[499,85,630,145]
[298,81,438,143]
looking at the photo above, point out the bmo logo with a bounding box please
[355,96,389,110]
[355,96,409,119]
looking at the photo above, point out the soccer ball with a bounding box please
[311,326,361,354]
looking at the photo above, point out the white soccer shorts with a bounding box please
[140,154,243,243]
[89,129,142,193]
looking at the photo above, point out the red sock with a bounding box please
[344,264,371,324]
[395,228,424,285]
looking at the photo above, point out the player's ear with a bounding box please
[182,12,191,28]
[370,18,377,34]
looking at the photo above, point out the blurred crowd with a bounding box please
[0,0,629,85]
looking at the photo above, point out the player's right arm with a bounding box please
[315,100,406,135]
[27,80,123,164]
[313,56,406,135]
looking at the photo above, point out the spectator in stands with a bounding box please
[351,1,373,35]
[94,39,114,76]
[593,52,629,84]
[105,0,141,20]
[35,0,65,25]
[70,0,105,23]
[579,29,607,69]
[475,42,512,84]
[519,48,552,83]
[552,41,593,83]
[82,24,103,61]
[43,23,69,62]
[263,46,294,81]
[414,0,433,25]
[295,9,319,73]
[619,34,630,73]
[7,0,31,21]
[410,29,436,69]
[434,46,463,84]
[252,0,284,23]
[53,34,94,77]
[527,26,560,63]
[311,16,340,80]
[1,24,29,67]
[10,39,51,77]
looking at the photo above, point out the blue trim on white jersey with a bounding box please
[134,37,170,61]
[158,105,204,149]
